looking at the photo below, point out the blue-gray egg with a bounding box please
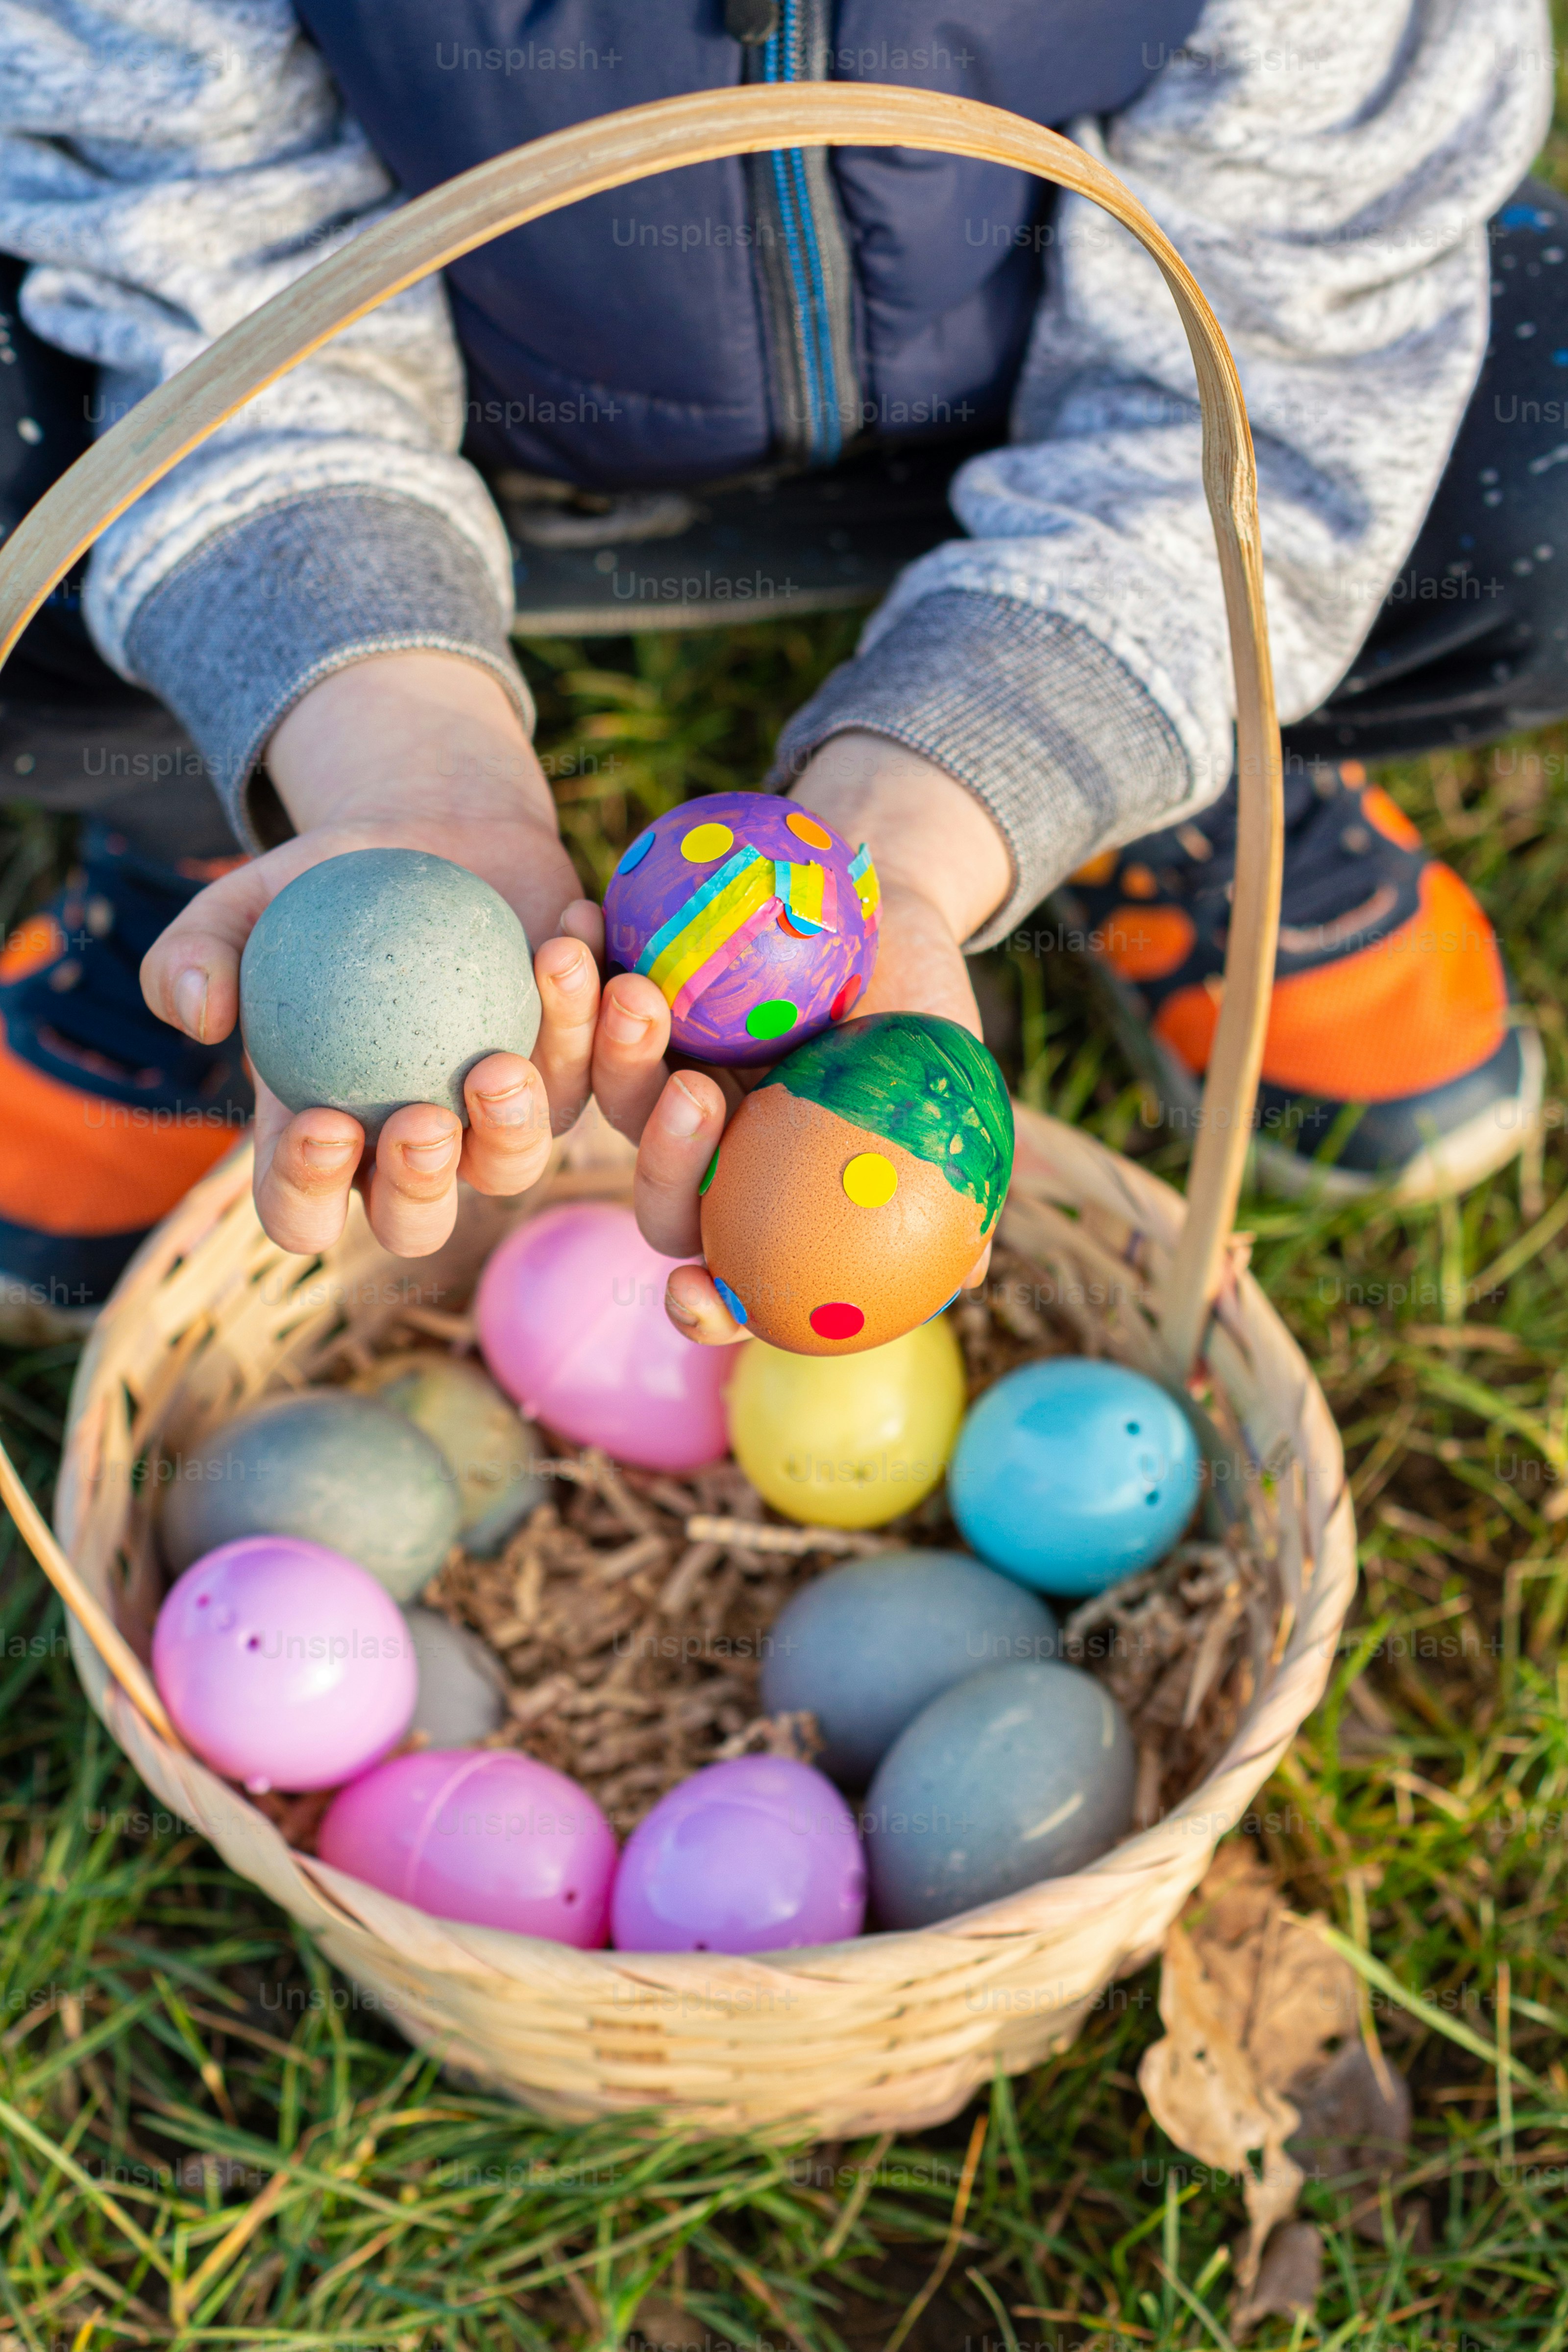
[760,1549,1057,1786]
[162,1392,461,1601]
[353,1351,548,1555]
[239,848,540,1134]
[864,1660,1136,1929]
[402,1606,508,1745]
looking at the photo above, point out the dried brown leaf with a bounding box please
[1139,1844,1387,2314]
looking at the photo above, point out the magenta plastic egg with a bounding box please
[318,1749,616,1947]
[151,1536,416,1793]
[602,790,881,1065]
[610,1755,866,1954]
[475,1202,731,1472]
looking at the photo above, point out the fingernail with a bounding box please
[401,1134,458,1174]
[173,968,207,1041]
[659,1075,707,1141]
[301,1134,356,1167]
[475,1080,534,1127]
[603,996,653,1045]
[665,1286,699,1326]
[548,943,591,995]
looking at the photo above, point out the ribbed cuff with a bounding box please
[122,489,535,853]
[771,591,1195,951]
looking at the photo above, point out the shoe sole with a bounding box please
[1250,1026,1544,1204]
[1054,894,1545,1206]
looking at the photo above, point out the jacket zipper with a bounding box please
[736,0,861,465]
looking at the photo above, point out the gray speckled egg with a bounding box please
[760,1549,1057,1787]
[354,1351,548,1555]
[402,1606,508,1745]
[863,1660,1136,1930]
[161,1392,461,1601]
[239,848,540,1134]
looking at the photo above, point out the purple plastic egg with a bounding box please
[610,1754,866,1954]
[475,1201,732,1473]
[602,791,881,1065]
[151,1536,416,1793]
[318,1749,616,1947]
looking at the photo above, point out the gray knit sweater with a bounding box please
[0,0,1551,942]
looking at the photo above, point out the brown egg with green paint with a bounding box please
[698,1012,1014,1355]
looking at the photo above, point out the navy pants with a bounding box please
[4,182,1568,842]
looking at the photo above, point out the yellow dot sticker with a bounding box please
[842,1152,898,1208]
[785,810,833,850]
[681,822,735,863]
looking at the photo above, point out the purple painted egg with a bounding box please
[151,1536,417,1794]
[602,791,881,1065]
[318,1749,617,1947]
[610,1754,867,1953]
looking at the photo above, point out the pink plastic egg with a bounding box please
[318,1749,616,1946]
[152,1536,416,1793]
[611,1754,866,1954]
[475,1202,732,1473]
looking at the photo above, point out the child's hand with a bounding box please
[140,654,601,1258]
[594,734,1013,1344]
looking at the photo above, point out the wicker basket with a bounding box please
[0,87,1357,2136]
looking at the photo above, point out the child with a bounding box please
[0,0,1555,1333]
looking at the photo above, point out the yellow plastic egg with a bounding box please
[726,1315,967,1529]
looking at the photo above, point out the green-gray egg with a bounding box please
[760,1550,1057,1786]
[864,1660,1136,1929]
[354,1351,548,1555]
[239,847,540,1134]
[161,1392,462,1601]
[403,1607,508,1744]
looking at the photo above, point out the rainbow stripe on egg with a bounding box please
[635,843,782,1020]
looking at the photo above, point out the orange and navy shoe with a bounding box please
[0,823,252,1340]
[1053,762,1542,1201]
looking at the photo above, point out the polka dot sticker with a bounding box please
[698,1143,720,1196]
[681,821,735,863]
[829,977,861,1023]
[713,1276,749,1326]
[842,1152,898,1208]
[785,810,833,850]
[745,998,799,1042]
[809,1301,865,1342]
[616,828,656,876]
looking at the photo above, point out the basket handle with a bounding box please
[0,86,1281,1741]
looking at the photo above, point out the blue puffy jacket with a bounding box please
[296,0,1202,486]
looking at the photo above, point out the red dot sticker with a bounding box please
[809,1301,865,1341]
[829,977,861,1022]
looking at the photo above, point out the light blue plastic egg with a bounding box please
[948,1358,1200,1596]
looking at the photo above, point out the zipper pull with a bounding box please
[725,0,779,41]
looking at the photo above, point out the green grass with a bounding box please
[12,79,1568,2344]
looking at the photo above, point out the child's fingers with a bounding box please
[528,934,600,1133]
[460,1052,555,1196]
[366,1102,463,1256]
[559,895,605,961]
[633,1070,727,1258]
[252,1090,364,1254]
[140,858,291,1040]
[590,971,671,1141]
[664,1261,748,1346]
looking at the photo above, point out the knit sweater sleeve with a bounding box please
[0,0,528,848]
[776,0,1553,948]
